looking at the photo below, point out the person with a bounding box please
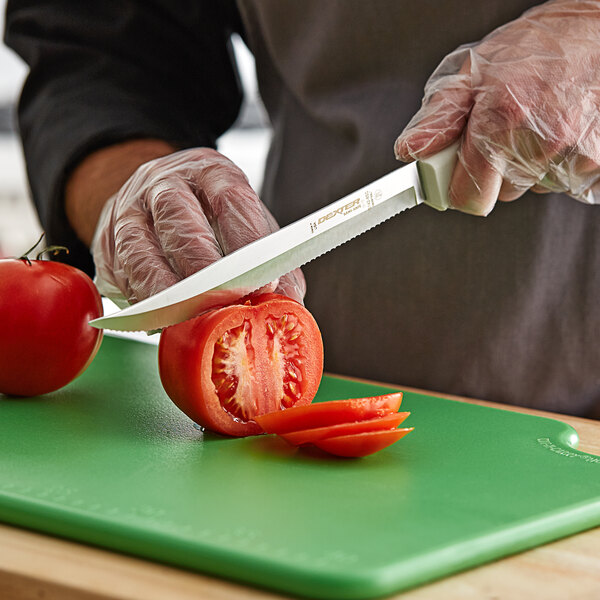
[4,1,600,417]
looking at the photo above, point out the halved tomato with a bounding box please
[280,412,410,446]
[313,428,414,457]
[158,293,324,436]
[254,392,403,434]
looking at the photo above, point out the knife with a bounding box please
[90,142,459,332]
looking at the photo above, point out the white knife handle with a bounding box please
[416,141,460,211]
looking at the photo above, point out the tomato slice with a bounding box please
[279,412,410,446]
[158,294,323,436]
[313,428,414,458]
[254,392,403,434]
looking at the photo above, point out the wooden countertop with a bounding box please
[1,386,599,600]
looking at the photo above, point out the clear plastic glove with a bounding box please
[91,147,306,308]
[395,0,600,216]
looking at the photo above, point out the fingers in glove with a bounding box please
[147,176,224,278]
[495,131,551,201]
[274,269,307,304]
[546,152,600,203]
[95,147,304,307]
[395,50,473,161]
[498,179,530,203]
[92,195,177,304]
[113,212,181,303]
[190,149,275,254]
[581,177,600,205]
[451,115,551,213]
[189,150,306,301]
[448,130,503,216]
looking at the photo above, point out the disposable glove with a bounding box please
[91,148,305,308]
[395,0,600,215]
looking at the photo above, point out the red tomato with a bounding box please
[313,428,414,458]
[0,258,103,396]
[254,392,403,434]
[279,412,410,446]
[158,293,324,437]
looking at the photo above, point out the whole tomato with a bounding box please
[158,293,324,437]
[0,246,103,396]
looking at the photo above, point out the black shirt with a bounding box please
[4,0,244,275]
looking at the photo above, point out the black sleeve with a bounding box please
[4,0,244,276]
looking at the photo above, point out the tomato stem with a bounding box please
[18,233,70,264]
[19,232,45,265]
[36,245,70,260]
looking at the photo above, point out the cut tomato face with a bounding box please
[254,392,403,435]
[313,428,414,458]
[158,293,324,436]
[280,412,410,446]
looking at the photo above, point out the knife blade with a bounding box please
[90,142,458,332]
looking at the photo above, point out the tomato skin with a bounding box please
[313,428,414,458]
[279,412,410,446]
[254,392,403,435]
[0,259,103,396]
[158,294,324,437]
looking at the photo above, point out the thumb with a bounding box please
[395,46,474,161]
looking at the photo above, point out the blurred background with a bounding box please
[0,0,270,257]
[0,0,32,257]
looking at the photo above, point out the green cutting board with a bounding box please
[1,335,599,599]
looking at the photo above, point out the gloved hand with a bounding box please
[395,0,600,216]
[91,147,306,308]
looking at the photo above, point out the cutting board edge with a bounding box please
[1,483,600,600]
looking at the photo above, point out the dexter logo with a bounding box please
[310,198,361,233]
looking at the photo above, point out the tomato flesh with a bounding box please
[313,428,414,457]
[211,319,258,421]
[255,391,413,458]
[158,293,324,437]
[254,392,403,434]
[266,312,305,409]
[279,412,410,446]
